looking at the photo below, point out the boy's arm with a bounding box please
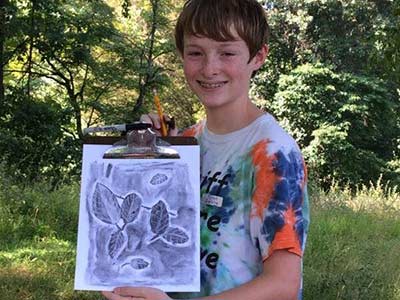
[202,249,301,300]
[102,249,300,300]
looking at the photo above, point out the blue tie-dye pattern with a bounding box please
[261,176,288,243]
[288,151,306,248]
[204,166,237,224]
[261,150,306,246]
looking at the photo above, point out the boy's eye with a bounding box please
[187,51,202,56]
[222,52,236,57]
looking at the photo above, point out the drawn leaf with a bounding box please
[121,192,142,223]
[108,230,126,259]
[92,183,121,224]
[162,227,189,245]
[150,173,168,185]
[150,200,169,235]
[130,257,150,270]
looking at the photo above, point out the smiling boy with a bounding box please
[103,1,309,300]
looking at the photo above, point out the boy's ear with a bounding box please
[252,44,269,70]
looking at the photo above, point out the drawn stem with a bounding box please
[142,205,177,217]
[148,234,161,244]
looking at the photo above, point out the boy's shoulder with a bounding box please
[255,113,301,154]
[223,113,301,156]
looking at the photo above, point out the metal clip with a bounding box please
[103,128,180,159]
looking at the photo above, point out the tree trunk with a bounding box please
[0,0,7,104]
[133,0,159,114]
[27,0,36,98]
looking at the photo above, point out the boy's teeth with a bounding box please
[199,82,225,88]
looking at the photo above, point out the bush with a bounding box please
[0,87,81,186]
[271,63,399,187]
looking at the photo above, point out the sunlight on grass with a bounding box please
[310,177,400,216]
[0,236,99,300]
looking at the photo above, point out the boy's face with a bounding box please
[182,29,266,112]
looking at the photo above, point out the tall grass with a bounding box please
[0,177,97,300]
[0,176,399,300]
[304,180,400,299]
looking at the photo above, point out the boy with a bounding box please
[103,0,309,299]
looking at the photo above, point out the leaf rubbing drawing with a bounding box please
[121,192,142,223]
[92,183,121,224]
[150,173,168,185]
[108,230,126,259]
[150,200,169,236]
[162,227,189,245]
[130,257,150,270]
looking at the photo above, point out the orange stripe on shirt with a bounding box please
[266,206,302,259]
[181,121,205,137]
[250,140,279,219]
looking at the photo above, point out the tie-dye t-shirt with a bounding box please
[176,113,310,299]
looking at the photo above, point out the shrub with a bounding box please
[271,63,399,187]
[0,87,81,186]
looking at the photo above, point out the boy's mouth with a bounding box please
[197,81,228,89]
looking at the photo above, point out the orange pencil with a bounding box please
[153,89,168,137]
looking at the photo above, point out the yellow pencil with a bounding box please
[153,89,168,137]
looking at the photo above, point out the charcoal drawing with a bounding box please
[84,161,198,288]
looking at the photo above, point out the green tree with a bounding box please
[0,86,80,186]
[271,63,399,187]
[1,0,127,184]
[253,0,398,102]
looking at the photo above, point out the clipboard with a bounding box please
[74,129,200,292]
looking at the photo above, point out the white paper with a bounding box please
[74,144,200,292]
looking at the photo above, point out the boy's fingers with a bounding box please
[101,291,126,300]
[114,286,170,300]
[139,114,152,125]
[168,126,178,136]
[140,113,161,129]
[140,113,178,136]
[164,116,179,136]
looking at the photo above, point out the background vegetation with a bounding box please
[0,0,399,299]
[1,0,399,187]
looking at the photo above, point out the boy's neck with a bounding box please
[205,102,263,134]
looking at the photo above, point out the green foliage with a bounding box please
[0,87,81,186]
[254,0,399,100]
[272,63,399,187]
[1,0,399,187]
[1,0,195,185]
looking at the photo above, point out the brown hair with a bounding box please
[175,0,270,61]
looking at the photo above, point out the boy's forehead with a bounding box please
[183,32,244,46]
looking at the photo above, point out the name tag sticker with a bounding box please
[202,194,223,207]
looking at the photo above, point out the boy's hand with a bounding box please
[140,113,178,136]
[102,286,171,300]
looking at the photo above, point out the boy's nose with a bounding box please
[201,56,220,77]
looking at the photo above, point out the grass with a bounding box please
[0,177,399,300]
[304,181,400,299]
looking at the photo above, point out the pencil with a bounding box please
[153,89,168,137]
